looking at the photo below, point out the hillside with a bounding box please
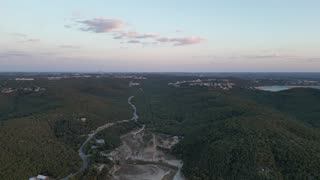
[2,75,320,179]
[0,77,133,179]
[0,116,80,179]
[133,76,320,179]
[232,88,320,128]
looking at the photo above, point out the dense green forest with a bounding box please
[0,116,80,179]
[133,75,320,179]
[0,77,132,179]
[232,88,320,128]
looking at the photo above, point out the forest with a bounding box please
[0,76,132,179]
[133,75,320,179]
[1,74,320,179]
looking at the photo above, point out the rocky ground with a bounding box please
[104,126,185,180]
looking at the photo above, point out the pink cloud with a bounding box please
[74,17,206,46]
[78,18,125,33]
[127,40,141,44]
[114,31,159,39]
[157,37,206,46]
[114,32,205,46]
[157,37,170,42]
[135,33,159,39]
[120,31,139,38]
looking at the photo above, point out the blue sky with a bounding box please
[1,0,320,72]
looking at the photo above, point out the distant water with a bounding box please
[255,86,320,92]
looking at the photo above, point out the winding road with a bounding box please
[111,95,186,180]
[63,94,185,180]
[62,96,137,179]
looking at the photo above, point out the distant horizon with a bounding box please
[1,71,320,74]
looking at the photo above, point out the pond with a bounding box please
[255,86,320,92]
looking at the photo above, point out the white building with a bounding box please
[15,78,34,81]
[96,139,105,144]
[29,174,49,180]
[129,81,140,87]
[80,117,87,122]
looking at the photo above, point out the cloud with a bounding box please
[0,51,32,58]
[157,37,206,46]
[77,18,125,33]
[72,17,205,46]
[10,33,28,37]
[119,31,139,38]
[113,31,159,39]
[9,33,40,43]
[135,33,159,39]
[248,55,281,59]
[58,45,81,49]
[240,53,299,60]
[113,36,123,39]
[18,38,40,43]
[0,50,64,59]
[127,40,141,44]
[157,37,170,43]
[112,31,205,46]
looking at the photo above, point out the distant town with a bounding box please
[168,78,235,90]
[1,87,45,94]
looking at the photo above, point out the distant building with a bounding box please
[34,87,45,92]
[47,77,62,80]
[96,139,105,144]
[1,88,15,94]
[29,174,49,180]
[15,78,34,81]
[80,117,87,122]
[129,81,140,87]
[37,175,49,180]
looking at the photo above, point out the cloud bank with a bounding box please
[73,18,205,46]
[111,31,205,46]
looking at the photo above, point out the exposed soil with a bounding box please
[106,127,185,180]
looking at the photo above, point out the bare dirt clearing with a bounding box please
[108,128,185,180]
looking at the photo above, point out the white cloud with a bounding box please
[78,18,125,33]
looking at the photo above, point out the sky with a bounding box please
[1,0,320,72]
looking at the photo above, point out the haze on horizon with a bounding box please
[1,0,320,72]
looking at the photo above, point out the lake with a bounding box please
[255,86,320,92]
